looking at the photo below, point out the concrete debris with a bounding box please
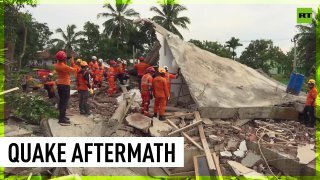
[202,118,213,125]
[149,118,173,137]
[220,151,232,157]
[208,135,224,143]
[5,125,32,137]
[233,150,245,158]
[239,140,248,152]
[241,152,262,168]
[297,145,316,164]
[226,140,239,151]
[228,161,266,178]
[125,113,152,133]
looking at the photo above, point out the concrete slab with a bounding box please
[149,118,173,137]
[125,113,152,133]
[297,145,316,164]
[241,152,262,168]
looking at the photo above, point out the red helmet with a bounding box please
[109,60,116,66]
[139,56,144,61]
[146,66,155,73]
[55,51,67,61]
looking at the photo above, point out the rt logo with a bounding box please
[297,8,312,23]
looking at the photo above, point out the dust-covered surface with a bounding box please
[159,29,304,108]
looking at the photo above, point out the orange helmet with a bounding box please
[158,68,166,74]
[80,61,88,67]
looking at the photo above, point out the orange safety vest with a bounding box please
[54,62,74,86]
[306,86,318,107]
[153,76,169,98]
[95,65,105,81]
[141,73,153,93]
[134,62,150,76]
[107,67,116,79]
[77,70,89,91]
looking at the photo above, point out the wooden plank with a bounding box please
[212,152,223,179]
[167,119,204,151]
[0,87,19,95]
[168,120,203,136]
[195,111,216,170]
[193,155,200,177]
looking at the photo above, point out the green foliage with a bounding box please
[189,39,232,58]
[225,37,243,59]
[78,21,101,60]
[150,0,190,39]
[6,93,58,124]
[97,0,140,48]
[239,39,288,74]
[51,24,83,55]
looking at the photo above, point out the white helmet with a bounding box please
[163,66,169,72]
[92,56,97,60]
[122,60,127,65]
[98,59,103,63]
[117,58,121,61]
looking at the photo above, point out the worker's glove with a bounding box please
[89,88,94,95]
[167,96,170,101]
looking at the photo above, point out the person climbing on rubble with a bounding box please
[134,56,150,90]
[141,66,155,116]
[44,73,56,99]
[54,51,75,124]
[303,79,318,127]
[152,68,170,121]
[77,61,93,115]
[93,59,105,88]
[106,60,117,96]
[163,66,180,98]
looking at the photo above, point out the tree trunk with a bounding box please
[18,24,27,70]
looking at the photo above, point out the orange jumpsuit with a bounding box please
[134,62,150,76]
[140,73,153,116]
[165,72,177,93]
[107,67,117,96]
[306,86,318,107]
[94,64,105,88]
[153,76,169,116]
[89,61,99,79]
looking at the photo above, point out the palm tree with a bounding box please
[51,24,83,55]
[97,0,140,48]
[225,37,243,60]
[150,0,190,39]
[294,11,318,76]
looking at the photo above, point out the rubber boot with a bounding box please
[159,115,165,121]
[153,113,158,118]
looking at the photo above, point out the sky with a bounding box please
[23,2,319,56]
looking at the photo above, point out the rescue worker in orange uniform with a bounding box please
[163,66,180,95]
[107,60,117,96]
[77,61,93,115]
[115,58,125,84]
[73,59,82,77]
[303,79,318,127]
[134,56,150,90]
[152,68,170,121]
[89,56,99,80]
[94,59,105,88]
[140,66,155,116]
[44,73,56,99]
[54,51,74,124]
